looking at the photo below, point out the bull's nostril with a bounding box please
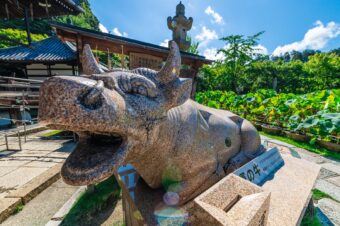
[78,80,104,110]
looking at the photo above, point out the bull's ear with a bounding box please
[82,44,104,75]
[165,78,192,108]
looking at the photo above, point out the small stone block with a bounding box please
[193,174,270,226]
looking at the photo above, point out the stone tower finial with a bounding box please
[176,1,185,16]
[167,2,193,51]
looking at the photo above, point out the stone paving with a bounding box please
[0,130,339,225]
[0,130,75,200]
[1,179,79,226]
[261,135,340,225]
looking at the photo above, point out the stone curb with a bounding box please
[0,163,62,223]
[0,198,22,223]
[45,186,86,226]
[6,163,62,204]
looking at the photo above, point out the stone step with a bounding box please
[316,198,340,226]
[1,179,80,226]
[315,179,340,202]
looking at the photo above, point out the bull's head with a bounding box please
[38,41,192,186]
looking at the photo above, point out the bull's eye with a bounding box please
[132,85,148,96]
[90,73,158,98]
[118,74,158,98]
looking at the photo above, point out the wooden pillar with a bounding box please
[190,62,201,99]
[72,65,76,76]
[24,5,32,46]
[76,35,83,74]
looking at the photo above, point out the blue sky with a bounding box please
[89,0,340,60]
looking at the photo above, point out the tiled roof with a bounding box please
[0,37,76,63]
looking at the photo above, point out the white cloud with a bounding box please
[203,47,225,61]
[254,44,268,55]
[160,39,169,47]
[112,27,128,37]
[205,6,224,25]
[99,23,109,33]
[273,21,340,56]
[195,26,218,48]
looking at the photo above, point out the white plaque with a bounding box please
[234,147,284,185]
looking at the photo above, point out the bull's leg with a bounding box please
[225,119,264,173]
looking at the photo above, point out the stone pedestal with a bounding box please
[118,147,320,226]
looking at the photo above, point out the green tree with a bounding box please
[217,31,265,93]
[304,53,340,90]
[291,50,303,61]
[186,36,199,55]
[0,0,99,48]
[55,0,100,31]
[0,28,48,48]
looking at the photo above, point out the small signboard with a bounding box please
[234,147,284,185]
[129,52,163,70]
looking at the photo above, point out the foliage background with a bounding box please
[197,33,340,94]
[0,0,99,48]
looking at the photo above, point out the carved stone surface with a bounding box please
[116,149,320,226]
[193,174,270,226]
[167,2,193,51]
[38,41,263,205]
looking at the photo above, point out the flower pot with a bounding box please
[283,131,309,142]
[316,139,340,152]
[262,124,282,135]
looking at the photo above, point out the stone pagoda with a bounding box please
[167,1,193,51]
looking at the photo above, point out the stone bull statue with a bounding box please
[38,41,264,205]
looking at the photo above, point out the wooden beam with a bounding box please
[76,34,83,73]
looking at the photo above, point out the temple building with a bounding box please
[0,1,211,128]
[0,36,78,80]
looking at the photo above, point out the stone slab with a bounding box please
[261,153,320,226]
[318,168,338,180]
[320,163,340,175]
[6,163,62,204]
[0,167,49,189]
[0,198,22,223]
[315,179,340,202]
[326,176,340,187]
[234,147,284,185]
[0,167,18,177]
[11,151,52,158]
[24,160,58,168]
[0,160,31,167]
[317,198,340,226]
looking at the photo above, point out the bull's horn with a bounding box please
[81,44,104,75]
[157,41,181,83]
